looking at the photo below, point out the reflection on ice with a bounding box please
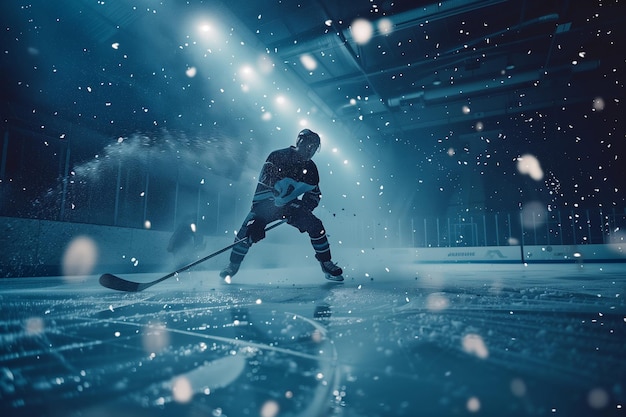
[24,317,45,336]
[0,263,624,416]
[425,292,450,311]
[166,354,245,404]
[142,322,170,354]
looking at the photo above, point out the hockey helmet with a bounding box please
[296,129,321,157]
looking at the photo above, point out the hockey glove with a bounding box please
[245,219,266,243]
[285,201,310,224]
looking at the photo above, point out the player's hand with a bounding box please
[245,219,266,243]
[284,202,305,223]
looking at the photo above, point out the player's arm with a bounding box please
[300,162,321,211]
[300,185,321,211]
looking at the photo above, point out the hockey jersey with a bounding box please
[253,146,321,210]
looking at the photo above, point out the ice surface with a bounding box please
[0,262,625,416]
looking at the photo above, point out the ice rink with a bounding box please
[1,261,624,417]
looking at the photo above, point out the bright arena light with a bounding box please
[351,18,374,45]
[193,18,225,43]
[185,67,197,77]
[275,95,287,105]
[378,18,394,35]
[240,65,254,78]
[299,54,318,71]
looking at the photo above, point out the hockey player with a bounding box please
[220,129,343,282]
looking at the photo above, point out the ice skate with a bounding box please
[320,260,343,282]
[219,262,240,283]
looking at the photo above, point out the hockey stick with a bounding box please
[99,219,287,292]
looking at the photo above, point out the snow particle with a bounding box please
[462,334,489,359]
[510,378,527,397]
[260,400,280,417]
[467,396,481,412]
[24,317,45,335]
[62,236,98,278]
[593,97,605,111]
[516,154,544,181]
[172,376,193,403]
[588,387,610,409]
[426,293,449,311]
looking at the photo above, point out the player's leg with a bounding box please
[287,209,343,281]
[220,204,281,281]
[219,212,256,280]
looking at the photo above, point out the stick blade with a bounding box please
[99,273,143,292]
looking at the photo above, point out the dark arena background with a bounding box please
[1,1,625,416]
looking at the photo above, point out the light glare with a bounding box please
[378,18,393,35]
[351,19,373,45]
[300,54,318,71]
